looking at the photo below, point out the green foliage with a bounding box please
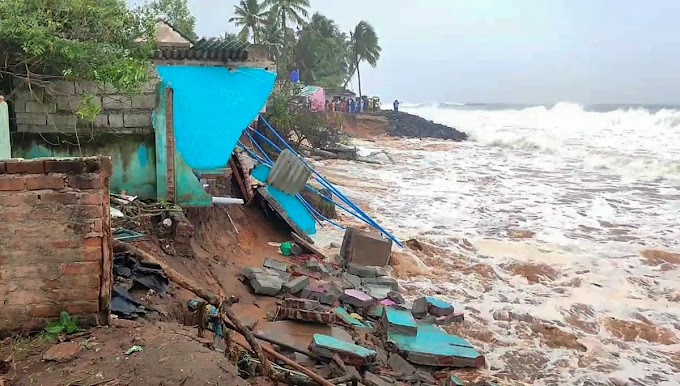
[0,0,155,94]
[137,0,198,41]
[75,94,103,122]
[227,1,381,93]
[293,13,350,88]
[44,312,79,342]
[348,21,382,96]
[265,81,344,149]
[229,0,267,43]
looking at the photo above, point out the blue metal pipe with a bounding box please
[259,115,403,247]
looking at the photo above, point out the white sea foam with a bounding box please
[314,102,680,385]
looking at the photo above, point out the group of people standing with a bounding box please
[326,96,381,114]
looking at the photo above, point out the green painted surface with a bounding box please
[11,132,157,198]
[0,102,9,159]
[154,82,212,206]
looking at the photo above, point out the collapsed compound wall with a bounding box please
[0,156,113,336]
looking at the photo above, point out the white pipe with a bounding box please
[212,196,244,205]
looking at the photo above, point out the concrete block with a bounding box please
[94,115,109,128]
[107,113,124,128]
[263,257,291,273]
[57,95,102,111]
[15,113,47,126]
[25,100,56,113]
[309,334,376,367]
[413,296,454,318]
[387,353,416,376]
[47,113,77,127]
[53,80,76,95]
[131,94,156,109]
[248,272,283,296]
[340,289,373,309]
[102,95,132,110]
[75,81,101,95]
[123,112,152,127]
[305,258,330,275]
[13,99,27,113]
[387,291,405,305]
[435,312,464,326]
[342,272,362,289]
[382,307,417,336]
[341,227,392,267]
[346,263,378,278]
[283,276,309,294]
[363,372,391,386]
[364,284,392,300]
[361,277,399,291]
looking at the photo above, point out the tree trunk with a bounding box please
[356,59,362,98]
[281,13,288,68]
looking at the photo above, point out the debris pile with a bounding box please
[230,229,489,385]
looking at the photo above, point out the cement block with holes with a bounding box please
[340,227,392,267]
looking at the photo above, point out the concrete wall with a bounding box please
[0,157,113,336]
[12,78,158,135]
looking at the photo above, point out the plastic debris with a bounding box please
[125,345,143,355]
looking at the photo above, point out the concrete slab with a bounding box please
[341,227,392,267]
[382,307,418,336]
[385,322,485,368]
[283,276,310,294]
[341,289,374,309]
[309,334,377,367]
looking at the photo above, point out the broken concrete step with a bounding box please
[283,276,310,294]
[282,297,326,311]
[361,277,399,290]
[309,334,377,367]
[382,307,418,336]
[412,296,454,318]
[340,289,374,309]
[385,322,485,368]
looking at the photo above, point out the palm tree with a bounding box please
[228,0,267,43]
[347,21,381,97]
[262,0,310,63]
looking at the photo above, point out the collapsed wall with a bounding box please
[0,157,113,337]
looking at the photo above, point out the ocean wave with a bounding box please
[400,101,680,181]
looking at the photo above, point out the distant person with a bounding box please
[358,98,363,113]
[393,99,400,112]
[349,98,356,114]
[376,98,381,110]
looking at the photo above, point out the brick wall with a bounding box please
[12,76,158,135]
[0,157,113,336]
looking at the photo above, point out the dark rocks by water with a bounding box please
[380,111,468,141]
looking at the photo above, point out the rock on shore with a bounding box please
[379,111,468,141]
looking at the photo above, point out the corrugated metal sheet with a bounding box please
[266,149,311,195]
[154,38,251,62]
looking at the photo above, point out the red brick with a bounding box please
[67,174,103,189]
[0,175,26,191]
[101,157,113,177]
[0,193,38,206]
[44,275,100,290]
[5,159,45,174]
[83,237,103,248]
[62,262,101,276]
[44,159,87,174]
[91,219,103,233]
[54,288,100,302]
[78,193,104,205]
[27,304,62,318]
[64,301,100,315]
[26,175,65,190]
[0,161,6,174]
[82,246,103,262]
[75,204,104,219]
[39,192,78,204]
[6,290,47,305]
[83,158,102,173]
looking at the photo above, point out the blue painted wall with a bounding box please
[155,66,277,173]
[252,164,317,235]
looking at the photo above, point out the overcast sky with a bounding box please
[133,0,680,105]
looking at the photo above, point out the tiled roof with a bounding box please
[154,38,251,63]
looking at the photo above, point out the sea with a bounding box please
[314,102,680,385]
